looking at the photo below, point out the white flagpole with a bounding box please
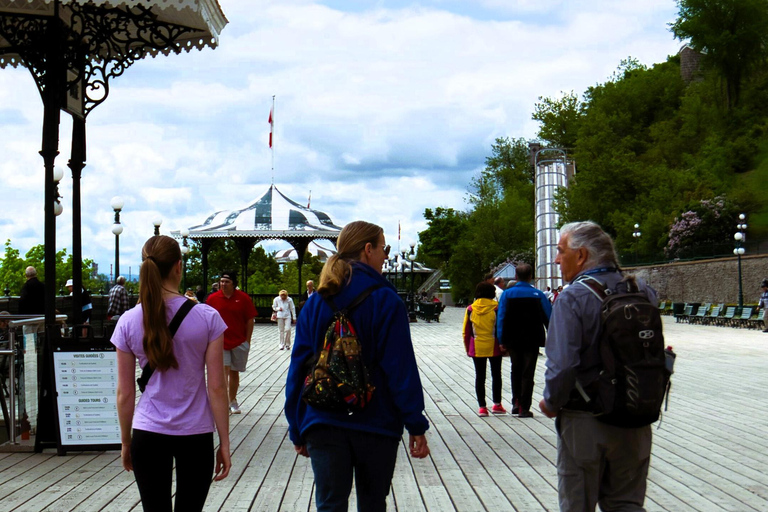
[271,95,275,184]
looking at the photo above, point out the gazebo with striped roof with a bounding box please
[174,184,342,293]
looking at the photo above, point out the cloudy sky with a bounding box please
[0,0,682,280]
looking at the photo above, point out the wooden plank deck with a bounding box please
[1,307,767,511]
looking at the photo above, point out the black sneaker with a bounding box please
[518,410,534,418]
[511,406,520,416]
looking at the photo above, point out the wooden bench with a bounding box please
[700,306,721,325]
[689,303,711,324]
[733,307,754,328]
[717,306,737,327]
[676,303,693,323]
[416,302,444,323]
[676,304,698,323]
[747,309,765,330]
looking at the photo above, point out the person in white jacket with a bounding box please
[273,290,296,350]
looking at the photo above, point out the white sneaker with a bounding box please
[230,401,241,414]
[279,344,285,350]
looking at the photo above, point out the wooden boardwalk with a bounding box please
[0,307,767,511]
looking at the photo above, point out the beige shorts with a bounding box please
[224,341,250,372]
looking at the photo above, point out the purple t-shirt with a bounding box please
[111,296,227,436]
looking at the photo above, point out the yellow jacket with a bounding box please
[462,298,500,357]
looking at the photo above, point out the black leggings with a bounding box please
[131,429,214,512]
[472,356,502,407]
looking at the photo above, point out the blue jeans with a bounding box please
[305,425,400,512]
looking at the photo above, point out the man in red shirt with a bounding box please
[206,270,257,414]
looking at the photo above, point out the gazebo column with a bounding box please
[288,238,311,295]
[68,117,86,327]
[234,238,256,293]
[200,238,213,291]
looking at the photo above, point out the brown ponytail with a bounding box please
[318,221,383,296]
[139,236,181,371]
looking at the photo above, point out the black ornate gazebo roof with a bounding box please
[182,184,342,239]
[172,185,343,293]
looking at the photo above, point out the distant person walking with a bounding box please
[206,270,257,415]
[493,277,505,302]
[272,290,296,350]
[107,276,130,321]
[18,266,45,315]
[463,281,505,416]
[758,279,768,333]
[112,235,231,512]
[496,263,551,418]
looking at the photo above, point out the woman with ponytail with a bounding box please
[285,221,430,511]
[112,236,231,511]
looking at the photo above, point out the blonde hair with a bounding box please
[279,289,288,297]
[139,236,181,372]
[318,221,383,296]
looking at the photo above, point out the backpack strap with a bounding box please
[325,284,383,316]
[576,274,609,301]
[137,299,196,393]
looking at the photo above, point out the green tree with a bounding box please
[532,91,583,148]
[0,240,25,295]
[421,138,536,299]
[671,0,768,108]
[418,208,468,269]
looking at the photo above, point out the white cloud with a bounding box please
[0,0,681,278]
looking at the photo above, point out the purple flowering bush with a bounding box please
[665,196,738,258]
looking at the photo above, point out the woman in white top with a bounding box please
[272,290,296,350]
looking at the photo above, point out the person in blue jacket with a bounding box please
[285,220,430,512]
[496,263,552,418]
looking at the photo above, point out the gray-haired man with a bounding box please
[540,221,657,512]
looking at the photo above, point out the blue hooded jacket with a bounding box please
[284,261,429,445]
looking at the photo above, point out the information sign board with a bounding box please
[52,343,120,452]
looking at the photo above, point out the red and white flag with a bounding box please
[307,190,311,208]
[398,221,401,241]
[268,108,273,148]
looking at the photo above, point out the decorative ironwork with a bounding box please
[0,12,51,96]
[0,2,196,116]
[68,2,197,116]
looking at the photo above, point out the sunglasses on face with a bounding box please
[382,244,391,256]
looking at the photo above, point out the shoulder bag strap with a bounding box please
[137,300,196,393]
[324,284,383,315]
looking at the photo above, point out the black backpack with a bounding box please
[301,285,380,413]
[575,274,673,428]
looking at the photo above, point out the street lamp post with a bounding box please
[153,217,163,236]
[180,228,190,292]
[391,256,398,290]
[111,196,124,283]
[409,242,416,320]
[401,251,408,299]
[632,223,641,264]
[734,213,747,309]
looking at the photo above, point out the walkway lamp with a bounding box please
[53,167,64,217]
[153,217,163,236]
[400,251,408,301]
[734,214,747,309]
[409,242,417,319]
[111,196,124,283]
[390,256,399,290]
[180,228,190,291]
[632,223,641,263]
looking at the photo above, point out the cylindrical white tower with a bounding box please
[531,146,574,291]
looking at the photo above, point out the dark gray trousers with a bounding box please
[557,410,651,512]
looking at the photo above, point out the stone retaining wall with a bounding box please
[626,254,768,304]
